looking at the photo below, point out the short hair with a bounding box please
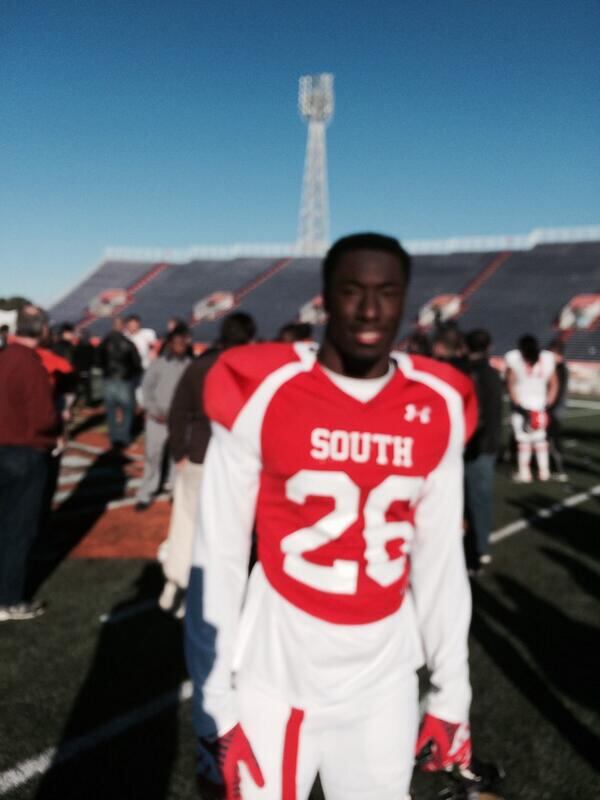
[277,321,313,342]
[518,334,540,366]
[322,233,411,299]
[59,322,75,335]
[218,312,256,347]
[406,331,432,356]
[166,324,190,342]
[432,323,465,356]
[125,314,140,324]
[16,306,47,339]
[465,329,492,355]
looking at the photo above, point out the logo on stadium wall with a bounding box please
[418,294,463,328]
[298,295,327,325]
[89,288,131,317]
[192,291,236,322]
[557,294,600,331]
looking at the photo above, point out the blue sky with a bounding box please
[2,0,599,304]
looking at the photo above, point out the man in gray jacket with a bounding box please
[135,327,192,511]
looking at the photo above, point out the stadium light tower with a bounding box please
[297,73,334,255]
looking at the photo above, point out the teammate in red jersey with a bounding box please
[185,233,477,800]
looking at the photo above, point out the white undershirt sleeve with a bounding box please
[410,457,472,723]
[186,420,261,736]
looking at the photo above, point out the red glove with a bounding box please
[196,723,265,799]
[415,713,472,772]
[529,410,549,431]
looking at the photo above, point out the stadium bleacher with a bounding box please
[49,241,600,358]
[400,252,496,336]
[50,260,156,331]
[564,327,600,361]
[458,242,600,355]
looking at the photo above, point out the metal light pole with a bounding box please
[297,73,334,255]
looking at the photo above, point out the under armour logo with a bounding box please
[404,404,431,424]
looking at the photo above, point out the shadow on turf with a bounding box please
[471,559,600,771]
[33,563,204,800]
[540,546,600,601]
[67,410,108,439]
[26,447,130,599]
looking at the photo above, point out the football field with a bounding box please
[1,401,599,800]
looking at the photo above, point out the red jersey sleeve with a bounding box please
[204,343,301,431]
[409,355,478,443]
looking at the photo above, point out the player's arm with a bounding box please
[185,418,264,796]
[185,420,260,737]
[412,457,472,715]
[546,369,559,408]
[140,361,161,416]
[410,400,473,771]
[167,364,193,463]
[505,366,519,406]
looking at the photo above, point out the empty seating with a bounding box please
[49,242,600,359]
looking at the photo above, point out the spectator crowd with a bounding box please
[0,302,567,612]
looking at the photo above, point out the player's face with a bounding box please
[320,249,407,378]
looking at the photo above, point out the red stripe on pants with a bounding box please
[282,708,304,800]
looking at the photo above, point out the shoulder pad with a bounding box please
[204,343,301,430]
[408,355,478,442]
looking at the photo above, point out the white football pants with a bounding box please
[511,413,550,479]
[237,673,418,800]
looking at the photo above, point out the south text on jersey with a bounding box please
[310,427,414,467]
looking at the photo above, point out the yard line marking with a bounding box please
[99,598,158,624]
[567,399,600,409]
[0,681,193,795]
[66,441,144,460]
[52,492,170,516]
[490,483,600,544]
[53,477,143,504]
[65,441,104,454]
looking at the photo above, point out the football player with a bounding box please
[186,233,477,799]
[505,335,558,483]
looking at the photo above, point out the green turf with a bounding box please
[1,404,599,799]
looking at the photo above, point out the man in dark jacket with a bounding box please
[158,312,257,616]
[464,329,503,572]
[97,317,142,448]
[0,306,58,621]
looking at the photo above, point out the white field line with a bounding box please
[0,681,192,795]
[567,399,600,409]
[66,441,144,461]
[490,483,600,544]
[53,477,142,504]
[65,441,103,455]
[53,491,170,516]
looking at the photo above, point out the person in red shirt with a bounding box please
[186,234,478,799]
[0,306,58,621]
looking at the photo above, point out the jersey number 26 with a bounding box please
[281,470,424,595]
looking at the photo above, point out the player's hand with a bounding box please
[196,724,264,799]
[415,713,472,772]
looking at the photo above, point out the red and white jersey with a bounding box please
[505,349,555,411]
[188,343,476,736]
